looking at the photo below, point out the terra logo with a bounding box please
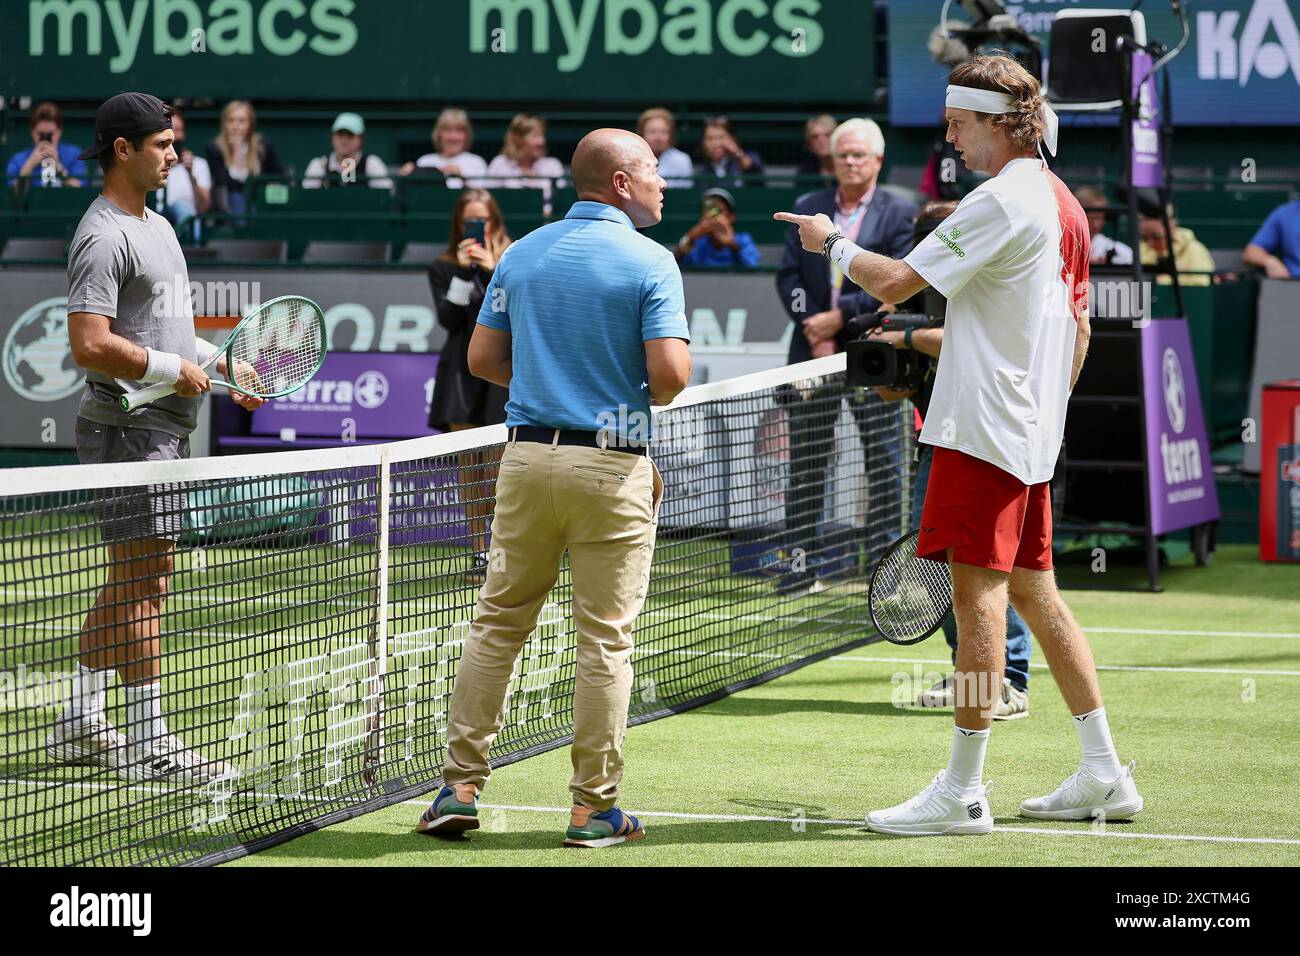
[2,297,84,402]
[353,370,389,409]
[1161,347,1186,436]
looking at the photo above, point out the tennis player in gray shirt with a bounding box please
[52,92,261,784]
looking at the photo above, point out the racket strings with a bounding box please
[228,299,325,396]
[870,531,952,644]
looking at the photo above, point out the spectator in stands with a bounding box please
[796,114,837,183]
[427,189,513,583]
[302,112,393,190]
[401,107,488,189]
[773,117,914,593]
[486,113,565,214]
[155,106,211,229]
[205,100,284,214]
[1244,197,1300,279]
[1075,185,1132,266]
[1140,203,1215,287]
[7,100,86,191]
[638,107,693,188]
[696,116,764,188]
[674,187,761,268]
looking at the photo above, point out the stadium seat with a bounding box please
[398,241,442,265]
[257,186,396,216]
[204,238,290,262]
[18,186,95,216]
[756,243,786,267]
[302,240,391,263]
[885,164,926,190]
[14,186,93,238]
[401,182,460,215]
[1,237,67,260]
[878,183,924,208]
[1173,188,1290,248]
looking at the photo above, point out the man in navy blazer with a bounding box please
[772,118,916,593]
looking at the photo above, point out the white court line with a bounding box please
[395,801,1300,847]
[831,655,1300,678]
[8,581,1298,641]
[1085,627,1300,641]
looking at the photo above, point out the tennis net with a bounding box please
[0,353,912,866]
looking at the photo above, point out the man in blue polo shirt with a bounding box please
[418,128,692,849]
[1244,198,1300,279]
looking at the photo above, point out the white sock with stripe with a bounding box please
[945,725,990,797]
[1073,706,1123,779]
[66,665,111,720]
[125,682,168,745]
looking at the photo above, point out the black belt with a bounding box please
[510,425,649,456]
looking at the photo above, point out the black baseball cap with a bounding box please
[700,187,736,211]
[77,92,173,161]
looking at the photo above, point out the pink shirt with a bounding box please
[829,184,875,311]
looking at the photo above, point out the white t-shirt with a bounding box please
[1090,232,1133,266]
[905,157,1091,485]
[414,150,488,189]
[302,152,393,189]
[160,154,211,209]
[657,147,694,188]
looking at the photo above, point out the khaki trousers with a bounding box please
[442,434,663,810]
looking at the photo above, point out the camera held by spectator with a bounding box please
[845,312,937,391]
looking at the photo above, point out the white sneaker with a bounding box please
[46,713,129,772]
[993,680,1029,721]
[124,734,234,785]
[916,675,957,708]
[1020,761,1144,821]
[866,771,995,836]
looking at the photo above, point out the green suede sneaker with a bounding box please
[416,783,480,836]
[564,805,646,848]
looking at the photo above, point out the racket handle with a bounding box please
[119,380,177,412]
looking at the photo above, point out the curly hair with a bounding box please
[948,53,1046,154]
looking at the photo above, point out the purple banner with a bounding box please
[255,352,440,440]
[1131,50,1164,190]
[1142,319,1220,535]
[310,460,469,548]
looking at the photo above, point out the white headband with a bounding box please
[945,84,1059,157]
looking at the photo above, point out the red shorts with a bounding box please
[917,447,1054,573]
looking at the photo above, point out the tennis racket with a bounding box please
[867,529,953,646]
[120,295,327,411]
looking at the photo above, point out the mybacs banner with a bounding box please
[890,0,1300,126]
[5,0,873,104]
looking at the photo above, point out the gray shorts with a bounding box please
[75,418,191,543]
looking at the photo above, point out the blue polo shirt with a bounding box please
[1249,200,1300,278]
[6,143,87,186]
[478,201,690,437]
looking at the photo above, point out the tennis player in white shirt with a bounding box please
[777,54,1143,835]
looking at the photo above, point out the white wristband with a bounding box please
[829,236,864,275]
[141,348,182,385]
[446,276,475,306]
[194,337,218,366]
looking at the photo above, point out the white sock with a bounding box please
[125,683,168,745]
[945,725,990,797]
[1073,706,1123,779]
[66,665,111,720]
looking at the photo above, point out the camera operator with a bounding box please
[773,119,916,595]
[859,201,1031,720]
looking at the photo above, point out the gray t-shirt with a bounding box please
[67,195,199,436]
